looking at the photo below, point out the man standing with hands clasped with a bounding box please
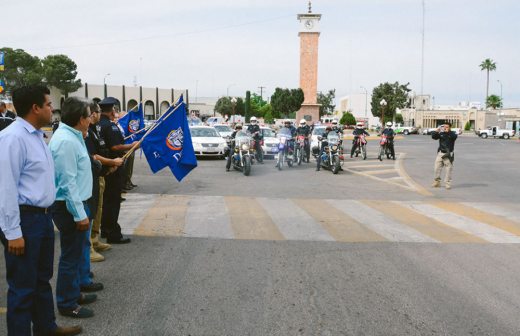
[431,122,457,189]
[0,86,82,335]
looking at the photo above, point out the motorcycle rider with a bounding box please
[381,121,396,160]
[316,126,333,171]
[351,122,370,157]
[296,119,311,162]
[331,119,344,135]
[246,116,263,163]
[275,120,296,168]
[226,124,243,171]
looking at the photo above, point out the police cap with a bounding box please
[98,97,118,106]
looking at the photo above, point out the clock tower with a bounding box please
[297,1,321,123]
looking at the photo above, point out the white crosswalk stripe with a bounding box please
[118,193,520,244]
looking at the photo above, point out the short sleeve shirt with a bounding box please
[99,115,124,158]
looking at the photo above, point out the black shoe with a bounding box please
[89,271,94,279]
[123,185,133,190]
[59,306,94,318]
[78,293,97,305]
[120,197,126,202]
[80,282,104,293]
[107,237,131,244]
[226,168,230,172]
[316,168,320,171]
[130,183,138,188]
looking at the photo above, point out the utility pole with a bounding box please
[258,86,266,101]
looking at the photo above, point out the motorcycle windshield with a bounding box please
[235,132,250,145]
[327,133,340,145]
[277,128,292,139]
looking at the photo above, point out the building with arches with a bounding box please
[49,84,188,121]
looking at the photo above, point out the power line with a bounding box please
[258,86,266,100]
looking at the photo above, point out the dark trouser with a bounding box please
[123,151,135,188]
[350,141,359,156]
[316,143,326,170]
[387,141,395,158]
[304,139,310,161]
[102,168,123,240]
[0,210,57,336]
[52,201,89,310]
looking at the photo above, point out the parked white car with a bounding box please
[477,126,516,139]
[190,126,227,157]
[213,124,233,138]
[310,126,326,150]
[260,127,279,158]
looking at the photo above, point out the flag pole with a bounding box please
[123,126,149,140]
[122,101,183,160]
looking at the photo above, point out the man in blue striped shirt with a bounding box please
[49,97,97,320]
[0,86,81,335]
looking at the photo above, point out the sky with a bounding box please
[3,0,520,107]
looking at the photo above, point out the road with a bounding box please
[2,135,520,335]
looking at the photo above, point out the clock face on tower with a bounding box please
[304,19,314,29]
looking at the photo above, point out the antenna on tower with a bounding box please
[308,1,312,13]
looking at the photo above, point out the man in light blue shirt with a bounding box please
[0,86,81,336]
[49,97,96,320]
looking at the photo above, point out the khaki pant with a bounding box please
[434,152,453,185]
[91,176,105,243]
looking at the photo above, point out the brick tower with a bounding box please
[297,1,321,123]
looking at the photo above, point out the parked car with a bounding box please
[213,124,233,138]
[190,126,227,158]
[260,127,280,158]
[188,117,203,126]
[394,125,418,135]
[476,126,516,139]
[422,127,437,135]
[310,126,326,151]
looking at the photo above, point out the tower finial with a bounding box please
[308,1,312,13]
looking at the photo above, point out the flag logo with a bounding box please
[128,119,140,133]
[166,127,183,150]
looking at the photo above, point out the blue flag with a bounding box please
[140,98,197,182]
[118,103,145,144]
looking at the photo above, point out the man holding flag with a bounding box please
[135,96,197,182]
[117,103,145,190]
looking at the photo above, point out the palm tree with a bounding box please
[486,94,502,109]
[480,58,497,100]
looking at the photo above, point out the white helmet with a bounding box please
[284,119,291,125]
[250,116,257,123]
[299,119,306,125]
[356,122,363,129]
[386,121,392,127]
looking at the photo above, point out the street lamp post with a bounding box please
[231,97,237,125]
[379,99,387,126]
[497,79,503,102]
[360,86,368,118]
[103,73,110,98]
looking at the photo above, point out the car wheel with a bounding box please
[403,130,409,135]
[504,134,510,139]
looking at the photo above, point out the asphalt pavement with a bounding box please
[2,134,520,335]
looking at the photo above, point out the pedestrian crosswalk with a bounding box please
[119,193,520,244]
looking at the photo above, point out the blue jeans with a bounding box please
[51,201,89,310]
[0,210,57,336]
[79,221,93,287]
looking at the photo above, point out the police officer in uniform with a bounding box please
[97,97,138,244]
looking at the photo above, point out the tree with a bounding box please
[464,121,471,131]
[339,111,356,126]
[250,93,267,118]
[371,82,411,124]
[0,47,44,92]
[270,88,304,119]
[486,94,502,109]
[480,58,497,100]
[395,113,404,124]
[317,89,336,117]
[214,97,233,117]
[244,91,251,122]
[42,54,82,97]
[259,104,273,122]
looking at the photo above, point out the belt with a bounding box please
[19,205,50,214]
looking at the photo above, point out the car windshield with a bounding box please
[191,128,219,137]
[189,118,202,126]
[313,127,326,136]
[277,128,292,138]
[214,125,232,133]
[262,128,275,138]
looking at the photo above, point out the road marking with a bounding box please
[462,202,520,224]
[404,202,520,243]
[294,199,386,242]
[364,201,485,243]
[395,153,433,196]
[134,195,189,236]
[431,202,520,237]
[184,196,233,239]
[331,200,438,242]
[120,193,158,235]
[363,169,398,175]
[224,196,284,241]
[348,164,395,169]
[257,198,335,241]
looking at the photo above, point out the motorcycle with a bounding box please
[274,128,294,171]
[226,131,253,176]
[295,135,307,165]
[377,135,393,161]
[353,134,367,160]
[249,131,264,164]
[318,132,344,174]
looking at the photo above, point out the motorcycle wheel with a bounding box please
[378,146,384,161]
[332,156,340,174]
[296,148,302,166]
[362,145,367,160]
[287,155,293,167]
[277,152,283,171]
[243,156,251,176]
